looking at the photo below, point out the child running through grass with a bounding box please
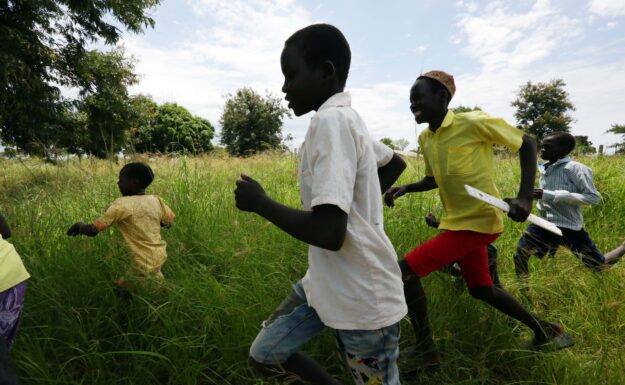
[67,162,175,289]
[234,24,408,385]
[0,213,29,385]
[385,71,574,371]
[514,132,625,284]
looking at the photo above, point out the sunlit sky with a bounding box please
[116,0,625,151]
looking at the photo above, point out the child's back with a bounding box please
[93,194,175,274]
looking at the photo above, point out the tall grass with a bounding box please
[2,153,624,384]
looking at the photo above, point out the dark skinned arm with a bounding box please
[384,176,438,207]
[378,153,407,193]
[0,214,11,239]
[504,134,537,221]
[235,174,347,251]
[67,221,100,237]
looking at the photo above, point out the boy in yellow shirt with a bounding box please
[385,71,574,370]
[67,162,175,288]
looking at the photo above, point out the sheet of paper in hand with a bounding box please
[464,184,562,236]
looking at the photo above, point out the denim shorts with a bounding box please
[517,224,604,267]
[249,281,401,385]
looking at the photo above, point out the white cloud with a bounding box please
[120,0,314,143]
[607,21,618,28]
[412,45,427,54]
[448,0,624,149]
[454,0,580,72]
[589,0,625,17]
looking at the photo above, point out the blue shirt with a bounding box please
[537,156,601,231]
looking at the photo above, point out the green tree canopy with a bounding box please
[132,102,214,154]
[71,49,139,158]
[380,137,396,150]
[511,79,575,142]
[572,135,596,155]
[220,88,291,156]
[0,0,159,155]
[606,124,625,153]
[452,105,482,113]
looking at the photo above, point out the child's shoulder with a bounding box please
[455,110,493,123]
[564,159,591,172]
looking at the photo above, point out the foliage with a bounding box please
[451,105,482,113]
[511,79,575,142]
[380,137,409,151]
[220,88,291,156]
[69,49,139,158]
[132,102,214,154]
[0,0,160,155]
[572,135,596,155]
[606,124,625,153]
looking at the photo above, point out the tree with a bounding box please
[380,137,396,150]
[132,102,214,154]
[220,88,291,156]
[0,0,159,155]
[380,137,409,151]
[606,124,625,154]
[572,135,596,155]
[511,79,575,142]
[71,49,139,158]
[452,105,482,113]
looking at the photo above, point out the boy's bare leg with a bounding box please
[400,261,440,367]
[468,285,570,345]
[604,241,625,264]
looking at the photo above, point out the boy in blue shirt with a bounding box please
[514,132,625,282]
[234,24,407,385]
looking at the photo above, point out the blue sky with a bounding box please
[118,0,625,151]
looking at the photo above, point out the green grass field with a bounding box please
[2,153,625,385]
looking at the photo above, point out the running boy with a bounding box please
[385,71,574,367]
[67,162,175,288]
[514,132,625,281]
[234,24,407,385]
[0,213,29,351]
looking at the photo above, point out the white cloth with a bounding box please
[538,156,601,231]
[298,92,407,330]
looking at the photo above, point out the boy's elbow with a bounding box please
[324,231,346,251]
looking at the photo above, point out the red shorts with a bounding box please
[404,230,500,288]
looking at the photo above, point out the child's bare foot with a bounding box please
[530,322,575,350]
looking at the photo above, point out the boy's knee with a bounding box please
[468,285,494,300]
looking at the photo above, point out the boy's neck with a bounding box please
[123,190,146,197]
[314,85,344,112]
[428,108,448,132]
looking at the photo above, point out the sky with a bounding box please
[115,0,625,151]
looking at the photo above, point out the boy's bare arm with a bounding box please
[235,174,347,251]
[67,222,99,237]
[0,214,11,239]
[378,153,407,193]
[384,176,437,207]
[505,134,537,221]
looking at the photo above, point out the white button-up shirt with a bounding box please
[298,92,407,330]
[538,156,601,231]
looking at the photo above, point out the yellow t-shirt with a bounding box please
[0,236,30,292]
[418,110,524,234]
[93,195,175,275]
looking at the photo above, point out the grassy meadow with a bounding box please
[2,153,625,385]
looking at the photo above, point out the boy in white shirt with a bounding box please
[234,24,407,385]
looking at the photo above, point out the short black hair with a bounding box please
[417,76,451,105]
[285,24,351,87]
[545,131,576,155]
[121,162,154,189]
